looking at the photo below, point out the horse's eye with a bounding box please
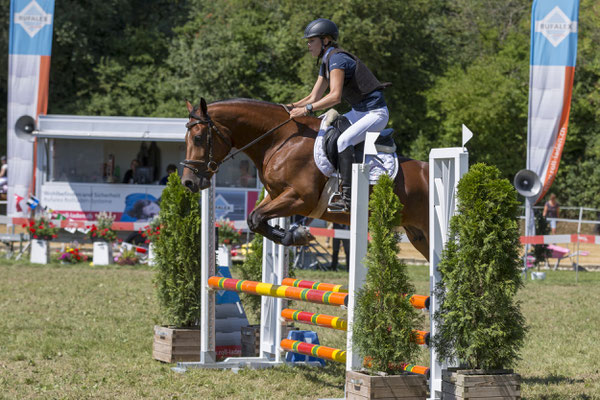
[193,135,202,146]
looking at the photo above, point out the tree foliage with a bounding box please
[2,0,600,208]
[153,173,202,327]
[433,163,526,370]
[353,174,421,374]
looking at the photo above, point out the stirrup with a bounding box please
[327,191,350,213]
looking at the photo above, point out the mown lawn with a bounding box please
[0,260,599,399]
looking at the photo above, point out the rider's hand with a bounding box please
[289,107,307,119]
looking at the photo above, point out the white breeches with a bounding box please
[337,106,389,152]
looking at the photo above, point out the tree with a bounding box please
[433,163,526,370]
[153,173,202,327]
[353,174,421,374]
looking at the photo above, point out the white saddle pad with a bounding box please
[313,129,398,185]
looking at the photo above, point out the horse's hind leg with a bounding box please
[247,189,315,246]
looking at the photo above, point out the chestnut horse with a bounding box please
[181,98,430,260]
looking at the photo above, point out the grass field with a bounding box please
[1,260,599,399]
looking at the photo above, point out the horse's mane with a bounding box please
[194,98,283,113]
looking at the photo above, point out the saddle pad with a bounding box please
[313,130,399,185]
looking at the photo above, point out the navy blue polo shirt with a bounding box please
[319,48,386,112]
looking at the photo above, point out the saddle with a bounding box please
[322,111,397,171]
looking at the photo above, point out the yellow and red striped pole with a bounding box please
[281,308,429,345]
[282,278,430,310]
[208,277,348,307]
[280,339,346,363]
[281,308,347,331]
[281,278,348,293]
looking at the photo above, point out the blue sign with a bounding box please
[9,0,55,56]
[530,0,579,66]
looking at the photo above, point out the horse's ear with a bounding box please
[186,99,193,113]
[200,98,208,115]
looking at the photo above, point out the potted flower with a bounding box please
[57,243,88,264]
[216,218,241,267]
[141,217,161,266]
[152,174,203,363]
[433,164,526,399]
[87,211,118,265]
[216,218,241,245]
[349,174,427,399]
[25,217,59,264]
[115,248,139,265]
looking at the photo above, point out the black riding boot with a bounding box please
[328,146,354,213]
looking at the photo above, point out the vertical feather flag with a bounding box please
[527,0,579,202]
[7,0,55,215]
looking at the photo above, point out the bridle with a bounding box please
[181,106,294,179]
[180,110,232,176]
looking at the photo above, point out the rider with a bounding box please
[288,18,390,212]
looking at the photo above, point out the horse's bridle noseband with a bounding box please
[181,110,232,176]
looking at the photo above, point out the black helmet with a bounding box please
[303,18,338,41]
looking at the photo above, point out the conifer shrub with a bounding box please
[153,173,202,327]
[353,174,422,374]
[433,163,526,370]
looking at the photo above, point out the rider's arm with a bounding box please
[290,76,328,108]
[310,69,343,111]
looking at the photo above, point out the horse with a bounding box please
[181,98,430,260]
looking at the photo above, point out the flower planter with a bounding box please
[441,368,521,399]
[217,244,232,267]
[152,325,200,363]
[30,239,50,264]
[93,241,113,265]
[346,370,428,400]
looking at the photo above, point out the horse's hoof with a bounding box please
[281,226,314,246]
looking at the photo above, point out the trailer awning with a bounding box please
[35,115,187,141]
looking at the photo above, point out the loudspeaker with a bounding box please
[514,169,542,198]
[14,115,36,142]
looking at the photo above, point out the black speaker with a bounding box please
[514,169,542,198]
[14,115,36,142]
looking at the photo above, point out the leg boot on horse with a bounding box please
[328,145,354,213]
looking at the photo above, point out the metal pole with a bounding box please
[200,177,216,364]
[576,206,582,283]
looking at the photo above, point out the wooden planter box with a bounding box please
[442,368,521,400]
[346,370,428,400]
[152,325,200,363]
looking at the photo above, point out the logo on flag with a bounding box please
[14,0,53,38]
[535,6,578,47]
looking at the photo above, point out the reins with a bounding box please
[181,104,294,177]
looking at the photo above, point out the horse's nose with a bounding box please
[182,179,198,192]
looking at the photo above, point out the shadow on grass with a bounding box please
[523,374,585,386]
[276,361,346,390]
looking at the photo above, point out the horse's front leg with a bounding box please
[247,189,315,246]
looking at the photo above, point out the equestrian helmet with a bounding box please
[303,18,338,41]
